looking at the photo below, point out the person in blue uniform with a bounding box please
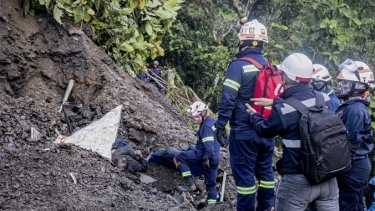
[335,59,374,211]
[215,19,275,211]
[311,64,341,111]
[245,53,339,211]
[173,101,221,205]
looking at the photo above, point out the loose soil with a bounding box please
[0,1,241,210]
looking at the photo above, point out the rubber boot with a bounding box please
[177,176,197,191]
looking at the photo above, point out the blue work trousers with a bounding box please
[177,149,220,201]
[337,157,371,211]
[275,174,339,211]
[229,133,275,211]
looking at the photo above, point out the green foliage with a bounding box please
[162,0,248,112]
[23,0,183,74]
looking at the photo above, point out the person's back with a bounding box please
[215,19,275,211]
[246,53,339,211]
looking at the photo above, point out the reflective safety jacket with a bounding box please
[195,116,221,159]
[336,99,373,160]
[216,47,267,138]
[250,85,334,175]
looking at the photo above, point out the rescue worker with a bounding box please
[245,53,339,211]
[215,19,275,211]
[111,139,148,176]
[149,60,162,88]
[335,59,374,211]
[137,67,150,83]
[311,64,341,111]
[173,101,221,205]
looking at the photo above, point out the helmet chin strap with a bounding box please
[238,40,263,51]
[200,110,208,123]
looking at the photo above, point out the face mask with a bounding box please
[336,81,352,97]
[311,81,326,91]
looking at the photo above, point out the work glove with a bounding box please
[202,156,210,169]
[215,126,228,147]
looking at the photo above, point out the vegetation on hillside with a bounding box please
[22,0,375,174]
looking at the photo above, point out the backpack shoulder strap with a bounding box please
[313,91,326,107]
[284,98,308,114]
[237,56,264,69]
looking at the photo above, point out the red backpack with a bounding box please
[237,57,283,119]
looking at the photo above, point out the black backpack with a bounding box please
[285,91,352,184]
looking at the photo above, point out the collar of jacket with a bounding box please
[280,84,311,99]
[342,98,370,107]
[235,47,265,61]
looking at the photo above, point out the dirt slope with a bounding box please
[0,1,236,210]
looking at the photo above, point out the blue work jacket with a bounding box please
[216,47,267,139]
[250,85,333,175]
[195,116,221,159]
[336,99,373,160]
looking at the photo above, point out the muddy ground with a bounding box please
[0,1,242,210]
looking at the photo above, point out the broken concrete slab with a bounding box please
[55,105,123,159]
[139,173,157,184]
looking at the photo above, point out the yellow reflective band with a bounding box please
[202,136,214,142]
[236,185,256,195]
[207,199,216,204]
[258,180,275,189]
[211,125,216,131]
[243,65,259,73]
[264,106,272,110]
[223,79,240,91]
[182,171,192,177]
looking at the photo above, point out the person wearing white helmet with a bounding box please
[173,101,221,205]
[335,59,374,211]
[215,18,275,211]
[245,53,339,211]
[311,64,340,111]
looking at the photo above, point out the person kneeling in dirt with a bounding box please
[173,101,221,205]
[111,139,148,177]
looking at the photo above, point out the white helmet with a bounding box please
[187,102,208,118]
[312,64,332,82]
[337,59,374,84]
[238,19,268,43]
[278,53,313,83]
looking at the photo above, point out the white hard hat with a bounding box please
[312,64,332,82]
[187,102,208,118]
[337,59,374,85]
[238,19,268,43]
[279,53,313,83]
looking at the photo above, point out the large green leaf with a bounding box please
[145,22,153,36]
[155,8,173,19]
[53,5,63,24]
[129,0,138,9]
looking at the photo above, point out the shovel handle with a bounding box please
[59,79,75,112]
